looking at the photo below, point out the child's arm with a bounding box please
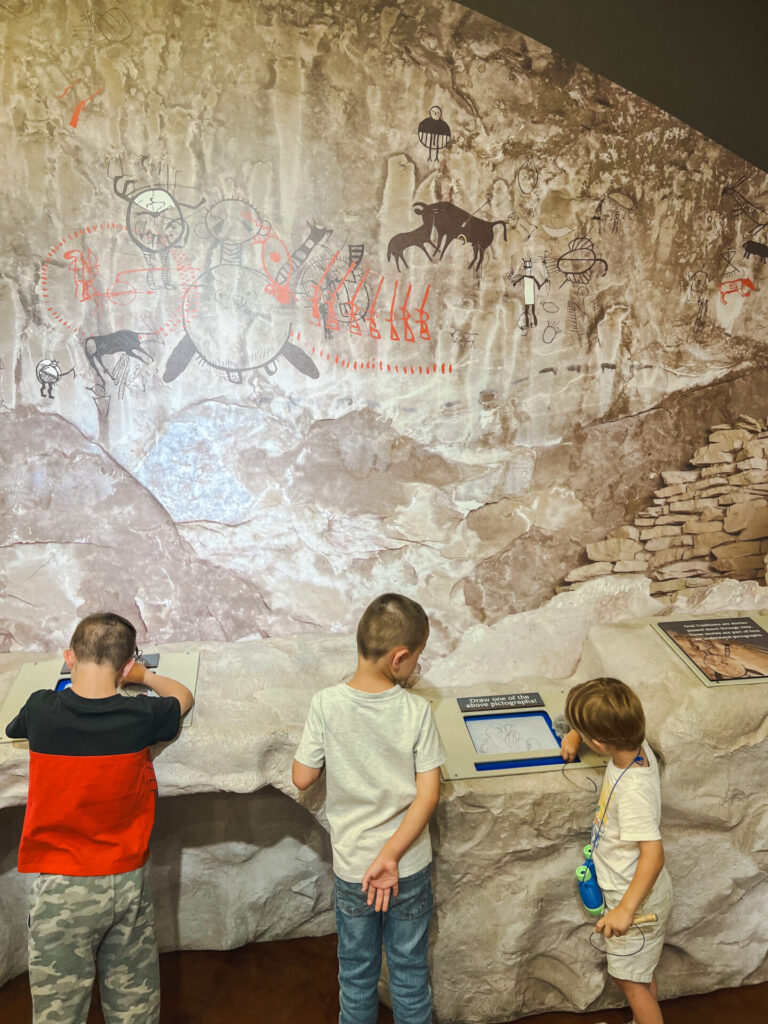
[596,839,665,937]
[125,662,194,715]
[361,767,441,912]
[560,728,582,762]
[292,760,324,790]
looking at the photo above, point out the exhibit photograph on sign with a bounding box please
[653,616,768,687]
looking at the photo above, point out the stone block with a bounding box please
[654,484,692,498]
[690,446,735,465]
[635,508,664,521]
[649,578,693,593]
[701,464,737,477]
[720,491,768,506]
[693,477,729,489]
[735,415,765,431]
[651,559,716,579]
[564,562,614,582]
[615,525,641,541]
[701,506,726,521]
[668,499,715,513]
[710,540,764,558]
[712,554,766,573]
[692,533,730,556]
[732,470,768,485]
[734,456,768,470]
[698,486,736,498]
[707,428,751,447]
[613,561,649,573]
[723,502,768,534]
[683,519,731,534]
[586,538,642,562]
[645,535,694,552]
[655,514,700,525]
[739,442,768,460]
[639,525,684,539]
[660,470,700,485]
[649,547,696,568]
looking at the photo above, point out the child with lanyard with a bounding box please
[561,677,672,1024]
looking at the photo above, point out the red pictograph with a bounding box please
[68,87,105,128]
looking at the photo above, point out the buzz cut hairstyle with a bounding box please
[565,677,646,752]
[356,593,429,661]
[70,612,137,671]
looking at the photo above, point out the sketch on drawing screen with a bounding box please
[465,714,556,755]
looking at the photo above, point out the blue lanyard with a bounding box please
[591,751,643,853]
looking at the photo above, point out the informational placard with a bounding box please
[653,616,768,687]
[457,692,544,713]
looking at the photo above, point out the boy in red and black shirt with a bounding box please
[5,612,194,1024]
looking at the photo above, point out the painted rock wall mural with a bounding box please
[1,0,768,654]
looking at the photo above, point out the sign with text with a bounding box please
[457,692,544,713]
[653,615,768,687]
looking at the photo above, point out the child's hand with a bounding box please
[361,855,399,913]
[123,661,148,684]
[596,905,634,938]
[560,729,581,762]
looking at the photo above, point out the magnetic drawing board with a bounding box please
[0,650,200,743]
[465,712,558,755]
[432,689,608,780]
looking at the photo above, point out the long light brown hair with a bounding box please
[565,677,646,751]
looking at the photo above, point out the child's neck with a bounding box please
[70,661,121,699]
[347,656,398,694]
[611,745,643,769]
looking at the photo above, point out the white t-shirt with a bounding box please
[591,742,662,894]
[294,682,445,882]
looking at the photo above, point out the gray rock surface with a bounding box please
[2,577,768,1021]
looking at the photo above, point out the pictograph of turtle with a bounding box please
[35,358,75,398]
[163,264,318,383]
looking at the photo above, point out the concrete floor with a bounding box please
[0,934,766,1023]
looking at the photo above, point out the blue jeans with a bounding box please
[334,864,433,1024]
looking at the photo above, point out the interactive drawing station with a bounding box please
[431,690,607,781]
[0,649,200,743]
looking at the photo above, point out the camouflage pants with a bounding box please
[28,864,160,1024]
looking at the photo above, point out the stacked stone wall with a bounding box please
[563,415,768,597]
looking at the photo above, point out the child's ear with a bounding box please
[391,646,410,670]
[588,737,609,754]
[63,649,76,672]
[121,658,136,680]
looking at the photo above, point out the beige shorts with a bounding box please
[602,866,672,983]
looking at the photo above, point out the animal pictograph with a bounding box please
[386,222,437,272]
[411,201,507,272]
[84,330,152,384]
[719,277,755,304]
[744,240,768,263]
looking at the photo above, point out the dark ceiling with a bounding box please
[458,0,768,173]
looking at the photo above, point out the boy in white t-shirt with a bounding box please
[293,593,444,1024]
[561,677,672,1024]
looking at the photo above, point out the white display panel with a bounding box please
[465,713,558,754]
